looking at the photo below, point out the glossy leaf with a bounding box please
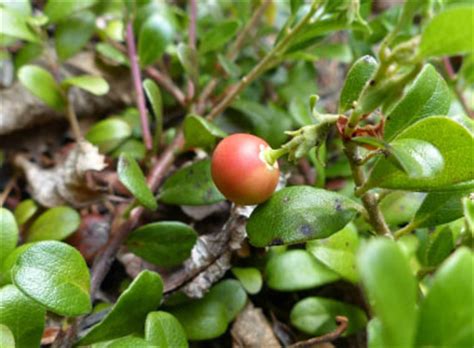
[247,186,361,247]
[0,324,15,348]
[420,6,474,57]
[138,14,174,67]
[366,117,474,191]
[231,267,263,294]
[44,0,98,23]
[93,336,152,348]
[384,65,450,140]
[0,285,45,348]
[306,223,359,282]
[18,65,65,110]
[13,199,38,225]
[62,75,110,95]
[55,11,96,60]
[145,311,188,348]
[386,138,444,178]
[290,297,367,336]
[111,139,146,160]
[27,206,80,242]
[183,114,227,149]
[78,270,163,345]
[357,238,417,347]
[425,227,454,267]
[143,79,163,150]
[199,20,240,54]
[339,55,378,113]
[126,221,197,267]
[118,153,158,210]
[0,7,39,43]
[416,248,473,347]
[0,244,32,285]
[12,241,91,316]
[380,192,424,227]
[96,43,129,66]
[266,250,340,291]
[205,279,247,322]
[1,0,32,16]
[177,43,198,83]
[86,118,132,153]
[0,208,18,265]
[159,159,225,206]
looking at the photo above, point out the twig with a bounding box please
[125,22,153,150]
[443,57,473,118]
[0,176,16,207]
[146,67,187,106]
[289,316,349,348]
[65,93,83,141]
[186,0,197,100]
[394,220,418,239]
[205,0,321,121]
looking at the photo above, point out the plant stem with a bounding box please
[187,0,197,100]
[146,67,187,107]
[394,220,418,239]
[205,0,321,121]
[442,57,474,118]
[65,93,82,141]
[0,176,16,207]
[125,22,153,151]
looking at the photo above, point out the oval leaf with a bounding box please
[199,20,240,54]
[13,199,38,226]
[0,285,45,348]
[266,250,340,291]
[27,206,80,242]
[384,65,451,140]
[0,324,15,348]
[412,191,467,228]
[85,118,132,153]
[0,208,19,265]
[18,65,65,110]
[62,75,110,95]
[126,221,197,267]
[143,79,163,151]
[12,241,91,316]
[357,238,417,347]
[159,159,225,206]
[55,11,96,61]
[0,244,32,285]
[231,267,263,294]
[184,114,227,149]
[145,311,188,348]
[339,55,378,113]
[138,14,174,67]
[78,270,163,345]
[44,0,97,23]
[0,7,39,43]
[416,247,473,347]
[118,153,158,210]
[247,186,361,247]
[366,117,474,191]
[290,297,367,336]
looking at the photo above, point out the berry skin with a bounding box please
[211,133,280,205]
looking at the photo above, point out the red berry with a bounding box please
[211,134,280,205]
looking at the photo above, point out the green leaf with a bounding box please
[118,153,158,210]
[266,250,340,291]
[183,114,227,149]
[111,139,146,161]
[138,14,174,67]
[159,159,225,206]
[416,247,473,347]
[357,238,417,347]
[290,297,367,336]
[12,241,91,316]
[420,6,474,57]
[231,267,263,294]
[96,43,129,66]
[384,65,451,140]
[339,55,378,113]
[0,0,32,16]
[86,118,132,153]
[126,221,197,267]
[78,270,164,345]
[14,43,43,69]
[386,138,444,178]
[367,318,385,348]
[143,79,163,151]
[55,11,96,60]
[0,7,39,43]
[0,324,15,348]
[62,75,110,95]
[205,279,247,322]
[306,223,359,283]
[0,285,45,348]
[199,20,240,54]
[176,43,198,83]
[425,227,455,267]
[13,199,38,226]
[145,311,188,348]
[380,192,424,227]
[366,117,474,191]
[44,0,98,23]
[217,54,241,77]
[412,191,468,228]
[0,244,32,285]
[0,208,19,265]
[18,65,65,110]
[27,206,80,242]
[247,186,361,247]
[93,336,153,348]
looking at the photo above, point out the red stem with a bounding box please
[125,22,153,150]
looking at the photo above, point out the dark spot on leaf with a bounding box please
[369,80,376,86]
[270,238,284,246]
[283,196,290,203]
[299,224,313,236]
[345,242,350,247]
[203,188,214,202]
[335,199,342,211]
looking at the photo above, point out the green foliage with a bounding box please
[0,244,32,285]
[86,118,132,153]
[126,221,197,267]
[138,14,174,67]
[231,267,262,294]
[199,20,240,54]
[0,208,19,265]
[145,311,188,348]
[184,114,227,149]
[0,324,15,348]
[78,270,163,345]
[13,199,38,226]
[12,241,91,316]
[55,11,96,60]
[27,206,80,242]
[143,79,163,150]
[247,186,361,247]
[0,7,39,43]
[44,0,98,23]
[61,75,110,95]
[159,159,225,206]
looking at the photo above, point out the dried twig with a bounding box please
[289,316,349,348]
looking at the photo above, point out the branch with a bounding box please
[186,0,197,100]
[289,316,349,348]
[125,22,153,150]
[443,57,473,119]
[146,66,187,107]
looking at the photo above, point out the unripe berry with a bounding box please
[211,134,280,205]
